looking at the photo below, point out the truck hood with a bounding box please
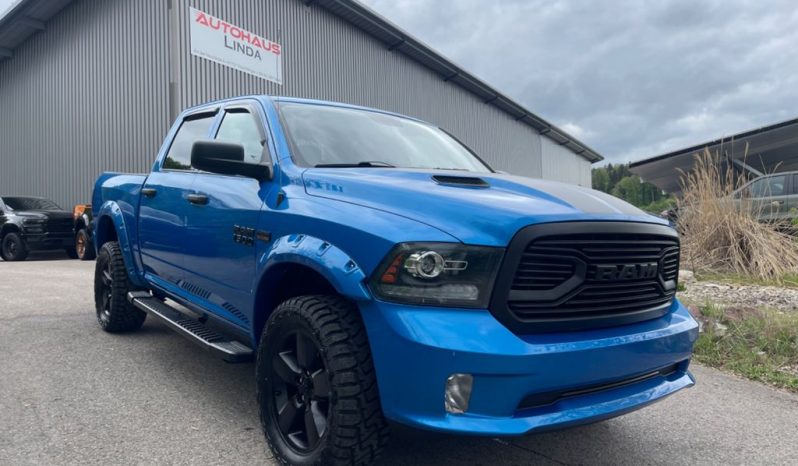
[12,210,72,221]
[302,168,669,246]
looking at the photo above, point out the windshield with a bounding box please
[277,102,492,172]
[3,197,61,211]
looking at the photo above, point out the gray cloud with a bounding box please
[362,0,798,164]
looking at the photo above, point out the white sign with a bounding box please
[189,7,282,85]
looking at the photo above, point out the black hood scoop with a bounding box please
[431,175,490,188]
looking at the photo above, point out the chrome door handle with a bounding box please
[141,188,157,198]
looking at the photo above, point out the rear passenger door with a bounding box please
[138,109,217,286]
[181,102,274,328]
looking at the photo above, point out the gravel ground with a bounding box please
[2,256,798,465]
[678,274,798,312]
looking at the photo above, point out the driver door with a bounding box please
[181,101,275,328]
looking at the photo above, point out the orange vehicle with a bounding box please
[72,204,95,260]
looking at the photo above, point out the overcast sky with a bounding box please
[0,0,17,18]
[362,0,798,164]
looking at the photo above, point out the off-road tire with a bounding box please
[256,295,389,466]
[75,229,96,260]
[94,241,146,333]
[1,232,29,261]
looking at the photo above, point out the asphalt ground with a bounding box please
[2,254,798,465]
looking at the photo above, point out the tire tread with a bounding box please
[94,241,146,333]
[258,295,390,466]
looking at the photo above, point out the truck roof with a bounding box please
[182,95,430,125]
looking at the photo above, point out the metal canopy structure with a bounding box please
[0,0,70,56]
[0,0,603,164]
[630,117,798,194]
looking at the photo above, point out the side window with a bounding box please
[215,110,265,164]
[793,174,798,194]
[750,175,786,198]
[163,114,216,170]
[747,179,765,198]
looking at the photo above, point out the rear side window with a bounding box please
[163,114,216,170]
[750,175,786,198]
[215,110,265,165]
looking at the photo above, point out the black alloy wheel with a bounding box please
[270,329,331,452]
[93,241,146,332]
[97,257,114,326]
[257,296,389,466]
[1,232,28,261]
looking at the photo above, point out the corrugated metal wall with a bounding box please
[0,0,171,207]
[541,137,592,187]
[0,0,591,208]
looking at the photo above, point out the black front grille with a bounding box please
[661,249,679,281]
[46,218,73,234]
[511,254,576,291]
[490,222,680,333]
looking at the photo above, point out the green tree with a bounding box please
[592,168,610,193]
[592,163,669,210]
[612,175,644,206]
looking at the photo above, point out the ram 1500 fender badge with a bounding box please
[233,225,255,246]
[594,263,658,281]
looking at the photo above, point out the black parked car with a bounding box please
[0,196,77,261]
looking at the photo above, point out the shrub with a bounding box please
[677,150,798,282]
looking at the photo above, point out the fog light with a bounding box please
[444,373,473,414]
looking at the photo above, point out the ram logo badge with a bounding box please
[594,263,658,281]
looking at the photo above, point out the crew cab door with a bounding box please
[138,109,217,285]
[181,102,275,328]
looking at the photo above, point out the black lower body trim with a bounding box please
[517,363,680,411]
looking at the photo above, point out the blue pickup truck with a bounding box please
[92,96,698,465]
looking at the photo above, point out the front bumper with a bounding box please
[23,232,73,250]
[359,298,698,436]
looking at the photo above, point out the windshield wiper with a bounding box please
[315,161,396,168]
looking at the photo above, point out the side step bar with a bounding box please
[127,291,253,363]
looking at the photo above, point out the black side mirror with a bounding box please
[191,140,272,180]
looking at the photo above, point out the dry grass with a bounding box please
[677,150,798,282]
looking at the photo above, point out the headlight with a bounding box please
[370,243,504,308]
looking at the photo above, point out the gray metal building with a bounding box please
[0,0,601,208]
[630,117,798,194]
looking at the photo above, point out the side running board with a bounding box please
[127,291,253,363]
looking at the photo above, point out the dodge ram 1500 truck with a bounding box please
[92,96,698,466]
